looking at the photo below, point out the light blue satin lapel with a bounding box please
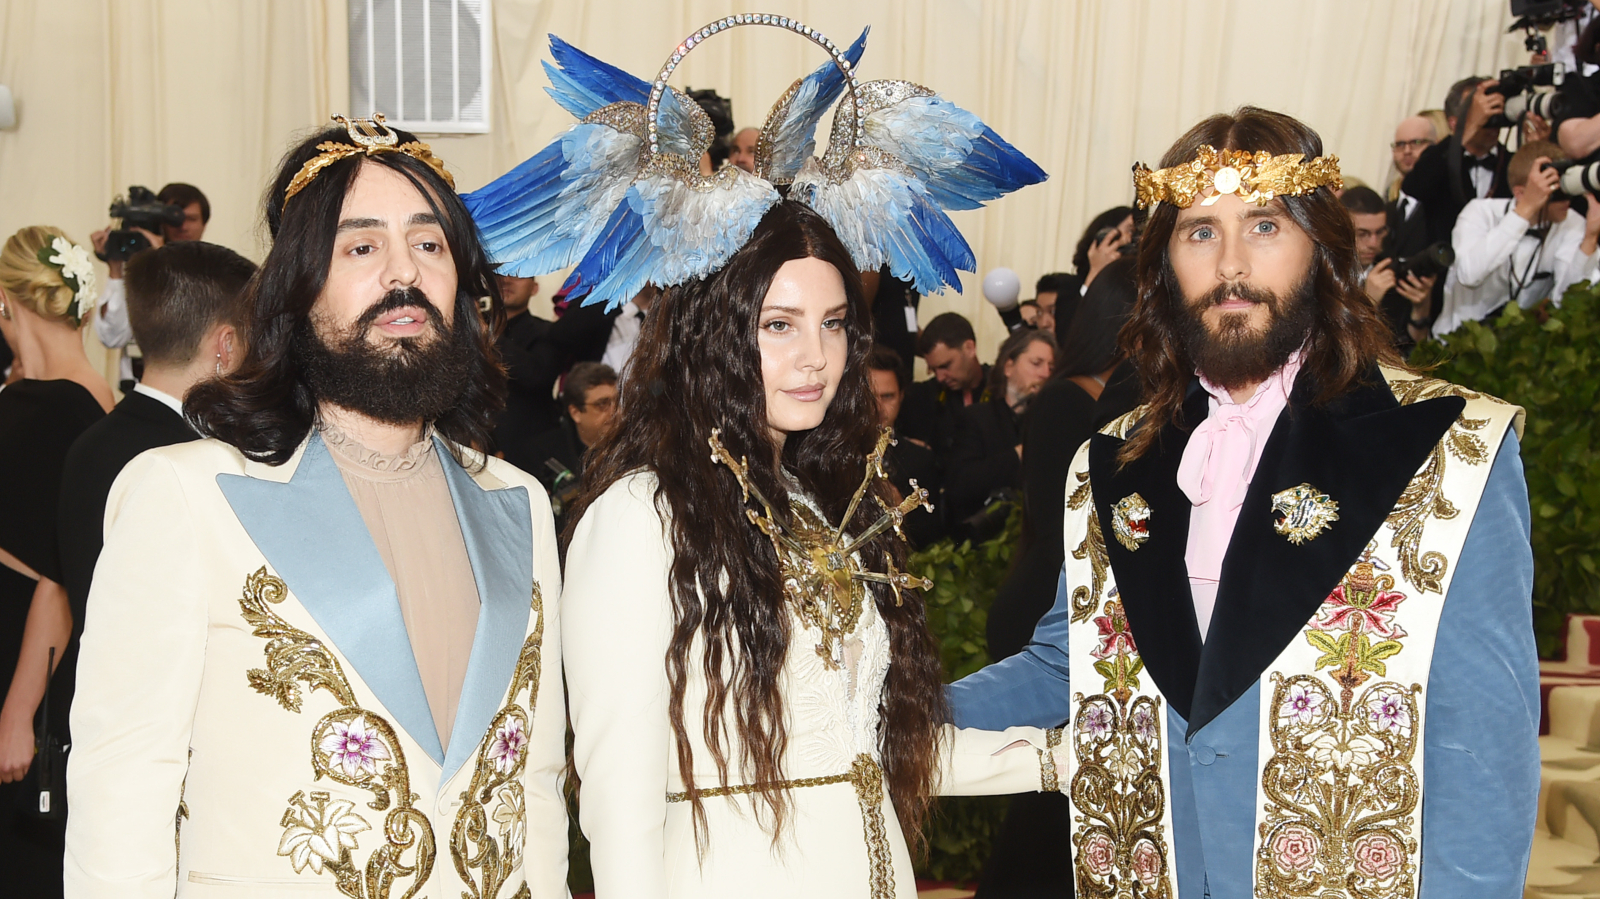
[217,434,446,765]
[436,439,532,787]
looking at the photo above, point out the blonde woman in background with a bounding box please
[0,225,109,898]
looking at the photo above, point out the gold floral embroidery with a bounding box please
[1384,375,1494,594]
[1067,471,1108,623]
[451,583,544,899]
[1256,558,1422,898]
[1071,596,1172,898]
[1100,406,1148,441]
[239,567,436,899]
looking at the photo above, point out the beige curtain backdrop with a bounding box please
[0,0,1530,380]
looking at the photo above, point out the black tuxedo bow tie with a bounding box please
[1467,152,1499,170]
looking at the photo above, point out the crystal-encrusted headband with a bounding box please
[462,14,1048,309]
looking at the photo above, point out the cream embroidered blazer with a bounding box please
[65,433,568,899]
[563,471,1056,899]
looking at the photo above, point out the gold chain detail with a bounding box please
[666,753,895,899]
[452,582,545,899]
[1040,727,1063,792]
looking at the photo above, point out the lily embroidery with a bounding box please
[487,717,527,775]
[277,791,370,874]
[318,715,392,779]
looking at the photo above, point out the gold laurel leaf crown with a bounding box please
[1132,145,1342,211]
[282,113,456,207]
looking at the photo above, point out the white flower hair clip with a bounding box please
[36,236,99,327]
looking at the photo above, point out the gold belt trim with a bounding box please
[666,753,893,899]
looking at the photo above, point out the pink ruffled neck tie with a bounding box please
[1177,351,1303,638]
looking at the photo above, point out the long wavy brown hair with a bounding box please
[563,200,947,851]
[1119,106,1400,462]
[185,123,506,465]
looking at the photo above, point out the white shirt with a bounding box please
[600,300,645,373]
[132,381,185,418]
[1396,190,1422,222]
[1468,153,1497,200]
[1436,198,1599,336]
[94,278,135,382]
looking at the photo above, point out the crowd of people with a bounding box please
[0,15,1562,898]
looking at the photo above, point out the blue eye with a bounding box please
[1192,227,1215,241]
[1254,220,1277,234]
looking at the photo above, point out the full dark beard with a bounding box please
[1177,274,1316,390]
[295,287,477,424]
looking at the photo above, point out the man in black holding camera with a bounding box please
[1404,77,1515,246]
[1342,185,1439,348]
[89,183,212,389]
[1436,139,1600,335]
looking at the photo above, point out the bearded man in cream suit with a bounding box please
[65,115,567,899]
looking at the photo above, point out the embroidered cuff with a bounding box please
[1039,726,1064,792]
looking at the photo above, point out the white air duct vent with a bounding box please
[349,0,491,134]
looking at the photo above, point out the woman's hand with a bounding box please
[0,706,35,783]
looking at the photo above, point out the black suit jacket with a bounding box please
[494,304,619,476]
[58,390,199,622]
[1401,139,1512,247]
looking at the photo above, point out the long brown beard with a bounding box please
[1177,274,1315,391]
[295,287,477,424]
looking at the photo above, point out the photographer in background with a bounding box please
[525,361,617,528]
[89,183,212,388]
[1342,186,1438,349]
[1555,13,1600,161]
[1404,77,1515,246]
[1436,140,1600,336]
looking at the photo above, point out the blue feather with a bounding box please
[542,35,649,119]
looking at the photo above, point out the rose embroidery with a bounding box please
[1279,682,1325,726]
[1312,584,1408,640]
[487,717,527,774]
[1271,823,1318,874]
[319,715,391,779]
[1352,831,1403,879]
[1081,832,1115,877]
[1132,839,1163,886]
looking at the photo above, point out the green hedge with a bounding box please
[1412,286,1600,657]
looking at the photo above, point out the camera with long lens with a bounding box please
[1486,63,1566,129]
[1545,158,1600,198]
[1389,243,1456,282]
[100,186,185,262]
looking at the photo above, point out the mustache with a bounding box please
[1193,280,1282,310]
[355,287,444,330]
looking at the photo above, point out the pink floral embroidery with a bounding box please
[319,715,391,779]
[487,717,527,774]
[1091,602,1137,660]
[1270,824,1318,874]
[1366,690,1411,734]
[1132,839,1163,886]
[1352,832,1403,879]
[1082,704,1113,739]
[1082,832,1115,877]
[1280,682,1324,726]
[1311,584,1408,640]
[1131,703,1157,742]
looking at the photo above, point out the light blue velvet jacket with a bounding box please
[949,433,1539,899]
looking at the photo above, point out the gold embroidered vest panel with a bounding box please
[1059,370,1522,899]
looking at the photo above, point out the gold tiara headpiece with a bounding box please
[1132,145,1341,211]
[283,113,456,207]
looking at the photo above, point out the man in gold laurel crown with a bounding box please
[950,106,1538,898]
[63,116,569,898]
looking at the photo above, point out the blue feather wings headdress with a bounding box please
[463,13,1047,310]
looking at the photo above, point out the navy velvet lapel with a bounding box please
[436,440,532,787]
[1088,382,1208,722]
[217,434,446,765]
[1184,371,1464,737]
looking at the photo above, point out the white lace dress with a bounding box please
[563,471,1058,899]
